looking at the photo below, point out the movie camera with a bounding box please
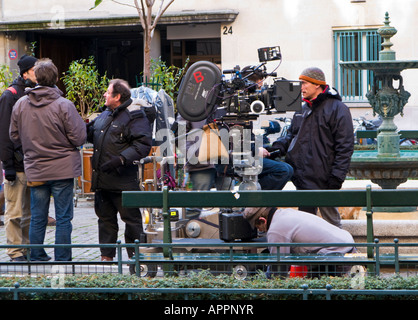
[177,46,302,123]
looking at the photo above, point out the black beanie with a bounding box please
[18,55,38,76]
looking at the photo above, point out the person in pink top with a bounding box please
[243,207,356,277]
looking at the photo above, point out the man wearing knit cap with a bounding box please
[0,54,38,261]
[267,67,354,228]
[242,207,355,256]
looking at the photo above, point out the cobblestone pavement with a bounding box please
[0,197,129,263]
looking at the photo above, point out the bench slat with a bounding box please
[122,189,418,208]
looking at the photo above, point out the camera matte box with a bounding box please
[177,61,222,122]
[272,79,302,113]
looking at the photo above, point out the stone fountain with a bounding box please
[340,12,418,192]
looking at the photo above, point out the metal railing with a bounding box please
[0,187,417,299]
[0,240,416,276]
[122,186,418,256]
[3,284,418,301]
[0,241,417,300]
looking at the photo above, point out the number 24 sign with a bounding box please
[222,26,233,35]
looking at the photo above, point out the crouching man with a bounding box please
[243,207,356,276]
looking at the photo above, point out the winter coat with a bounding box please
[87,98,152,191]
[271,87,354,190]
[0,77,28,173]
[9,86,86,181]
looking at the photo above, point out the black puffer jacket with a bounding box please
[87,98,152,191]
[0,77,27,173]
[271,87,354,190]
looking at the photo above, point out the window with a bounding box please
[170,39,221,68]
[334,30,381,101]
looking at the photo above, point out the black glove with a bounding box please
[328,176,343,190]
[268,149,281,159]
[4,168,16,182]
[100,156,125,174]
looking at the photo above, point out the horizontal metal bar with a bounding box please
[356,130,377,138]
[122,189,418,208]
[400,130,418,139]
[2,286,418,300]
[357,130,418,139]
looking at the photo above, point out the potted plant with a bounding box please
[62,57,108,194]
[62,56,108,121]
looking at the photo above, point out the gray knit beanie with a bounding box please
[299,67,326,85]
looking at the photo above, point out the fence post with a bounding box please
[374,239,380,276]
[394,238,400,274]
[325,284,333,300]
[162,186,174,274]
[116,240,123,274]
[301,284,309,300]
[134,239,140,277]
[162,187,172,253]
[13,283,20,301]
[366,185,374,259]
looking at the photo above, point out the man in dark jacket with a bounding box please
[0,55,37,261]
[269,67,354,228]
[87,79,152,261]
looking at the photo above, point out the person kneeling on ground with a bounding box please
[243,207,356,276]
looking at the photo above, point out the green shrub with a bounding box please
[62,56,109,120]
[0,64,14,95]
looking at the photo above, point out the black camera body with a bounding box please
[218,209,257,242]
[177,46,302,122]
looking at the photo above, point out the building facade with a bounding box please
[0,0,417,128]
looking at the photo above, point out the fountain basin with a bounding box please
[348,150,418,189]
[340,60,418,72]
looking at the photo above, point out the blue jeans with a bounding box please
[258,158,293,190]
[189,168,217,190]
[29,179,74,261]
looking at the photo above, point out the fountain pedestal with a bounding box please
[340,12,418,191]
[339,13,418,254]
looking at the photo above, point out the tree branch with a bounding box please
[133,0,147,30]
[111,0,136,9]
[152,0,175,28]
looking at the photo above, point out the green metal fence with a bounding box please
[0,240,416,275]
[0,186,417,299]
[356,130,418,139]
[2,284,418,301]
[0,240,417,300]
[122,186,418,252]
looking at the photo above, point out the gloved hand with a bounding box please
[4,168,16,182]
[268,149,281,159]
[328,176,343,190]
[100,156,125,174]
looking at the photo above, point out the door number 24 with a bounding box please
[222,26,233,35]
